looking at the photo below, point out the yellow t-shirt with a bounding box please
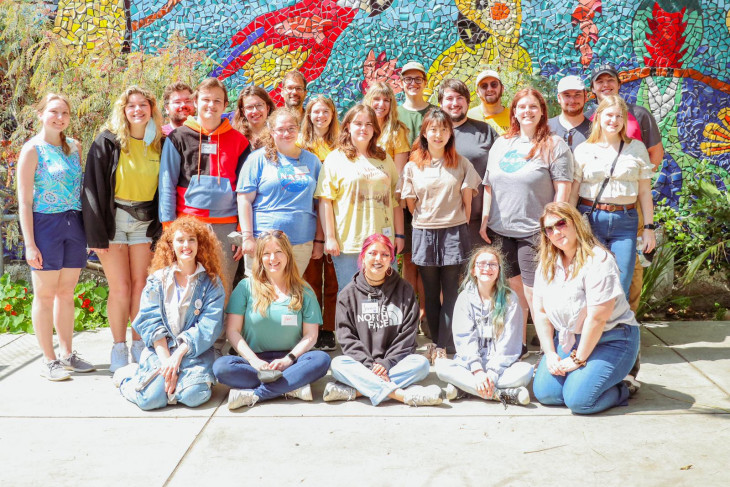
[315,149,399,254]
[297,137,334,162]
[379,126,411,160]
[114,138,161,201]
[467,106,510,135]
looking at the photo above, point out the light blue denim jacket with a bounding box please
[131,266,224,389]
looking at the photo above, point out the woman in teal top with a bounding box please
[213,231,331,409]
[16,93,95,381]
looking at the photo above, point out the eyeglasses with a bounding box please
[243,103,266,112]
[402,77,425,85]
[542,218,568,236]
[563,128,576,147]
[475,262,499,270]
[284,86,305,93]
[273,126,299,135]
[258,230,285,239]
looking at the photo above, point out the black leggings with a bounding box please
[418,264,461,354]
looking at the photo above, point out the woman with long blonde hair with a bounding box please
[82,85,164,373]
[213,231,331,409]
[532,202,640,414]
[113,216,225,410]
[17,93,95,380]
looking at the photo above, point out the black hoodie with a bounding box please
[335,270,420,371]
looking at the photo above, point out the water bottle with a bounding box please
[636,237,650,267]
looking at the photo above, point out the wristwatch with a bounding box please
[643,223,656,230]
[287,352,297,363]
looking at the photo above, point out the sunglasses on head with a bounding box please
[542,218,568,236]
[258,230,285,239]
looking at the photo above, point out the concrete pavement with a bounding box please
[0,322,728,486]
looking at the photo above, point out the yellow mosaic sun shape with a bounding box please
[239,43,311,90]
[455,0,523,46]
[701,107,730,156]
[52,0,126,64]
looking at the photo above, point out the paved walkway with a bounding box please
[1,322,728,486]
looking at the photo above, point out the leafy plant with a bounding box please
[0,273,110,333]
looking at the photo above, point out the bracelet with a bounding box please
[643,223,656,230]
[313,239,325,244]
[569,350,587,367]
[395,234,406,239]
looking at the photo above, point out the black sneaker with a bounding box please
[314,330,337,351]
[495,386,530,408]
[520,344,529,359]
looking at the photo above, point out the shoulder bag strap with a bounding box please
[588,140,624,217]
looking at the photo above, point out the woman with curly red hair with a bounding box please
[112,216,225,410]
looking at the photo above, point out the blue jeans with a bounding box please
[533,324,640,415]
[120,376,212,411]
[212,350,331,401]
[579,204,638,298]
[331,253,397,293]
[330,354,430,405]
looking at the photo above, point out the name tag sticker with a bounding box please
[480,324,494,340]
[382,227,393,237]
[201,143,217,155]
[361,299,379,314]
[425,167,439,179]
[294,165,310,175]
[281,314,298,327]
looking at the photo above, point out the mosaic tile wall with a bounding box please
[49,0,730,206]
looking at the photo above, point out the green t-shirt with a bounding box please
[226,277,322,353]
[398,104,434,145]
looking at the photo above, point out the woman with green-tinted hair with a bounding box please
[434,246,533,406]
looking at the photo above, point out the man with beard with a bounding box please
[280,70,307,117]
[161,82,195,135]
[437,79,498,252]
[467,70,510,135]
[548,75,592,152]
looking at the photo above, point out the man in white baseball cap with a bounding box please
[548,75,592,151]
[467,70,510,135]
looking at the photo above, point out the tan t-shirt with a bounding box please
[573,139,653,204]
[399,155,481,229]
[315,149,399,253]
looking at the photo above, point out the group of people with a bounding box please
[17,60,659,415]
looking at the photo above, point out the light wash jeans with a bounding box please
[119,375,212,411]
[212,350,331,401]
[435,359,534,397]
[330,354,430,406]
[533,324,640,415]
[580,204,638,299]
[331,253,397,293]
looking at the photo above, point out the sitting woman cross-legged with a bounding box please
[213,231,331,410]
[324,234,442,407]
[435,246,533,407]
[532,202,640,415]
[113,216,225,410]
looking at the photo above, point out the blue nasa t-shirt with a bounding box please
[483,135,573,238]
[237,148,321,245]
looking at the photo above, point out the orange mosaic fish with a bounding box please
[274,15,333,44]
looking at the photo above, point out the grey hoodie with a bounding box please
[452,282,523,384]
[335,271,420,371]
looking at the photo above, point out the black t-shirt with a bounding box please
[452,118,498,222]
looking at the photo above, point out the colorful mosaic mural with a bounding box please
[48,0,730,207]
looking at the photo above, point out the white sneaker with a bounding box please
[112,363,139,388]
[495,386,530,406]
[40,359,71,381]
[323,382,357,402]
[444,383,467,401]
[109,342,129,373]
[130,340,144,364]
[403,384,443,407]
[228,389,259,410]
[623,374,641,396]
[284,384,313,401]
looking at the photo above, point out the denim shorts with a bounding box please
[486,229,539,287]
[110,209,152,246]
[31,211,87,271]
[412,224,470,266]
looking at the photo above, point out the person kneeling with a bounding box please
[435,246,533,407]
[114,217,225,410]
[325,234,442,407]
[213,231,331,409]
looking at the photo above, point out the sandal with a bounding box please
[423,343,436,364]
[434,348,447,362]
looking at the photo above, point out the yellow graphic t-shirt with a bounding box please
[315,149,399,254]
[114,138,161,201]
[467,106,510,135]
[379,126,411,160]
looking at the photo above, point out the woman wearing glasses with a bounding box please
[569,95,655,297]
[213,231,331,409]
[316,104,404,291]
[479,88,573,357]
[237,107,323,277]
[435,246,532,406]
[232,86,276,150]
[532,202,640,414]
